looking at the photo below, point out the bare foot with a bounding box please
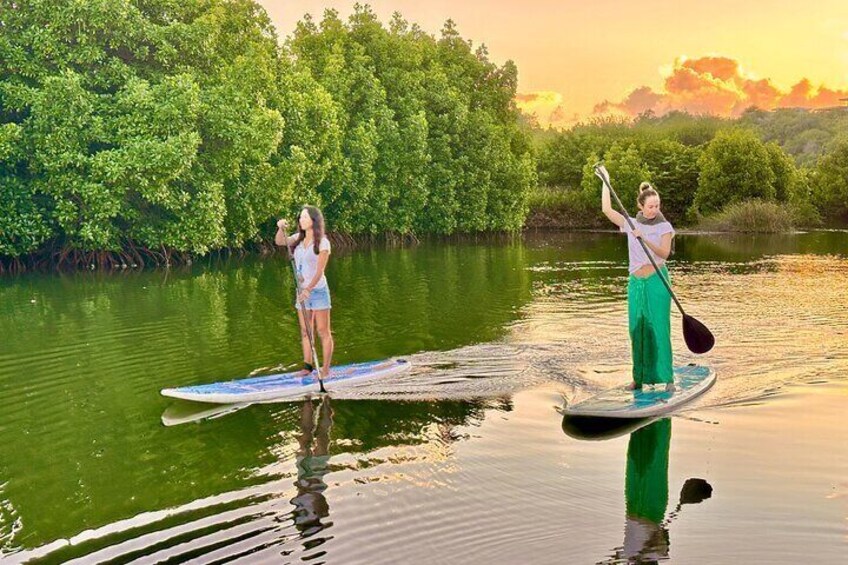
[626,382,641,391]
[665,382,676,392]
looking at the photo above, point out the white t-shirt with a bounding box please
[620,218,675,274]
[293,236,331,290]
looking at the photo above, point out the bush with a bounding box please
[537,131,597,189]
[581,143,651,208]
[812,136,848,223]
[694,128,777,215]
[787,168,821,227]
[524,187,602,229]
[638,139,701,222]
[698,200,794,233]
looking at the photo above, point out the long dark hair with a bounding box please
[292,205,325,255]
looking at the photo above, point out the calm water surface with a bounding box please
[1,231,846,564]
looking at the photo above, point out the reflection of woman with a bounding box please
[290,396,333,538]
[621,418,672,563]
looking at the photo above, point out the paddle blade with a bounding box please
[682,314,715,354]
[679,477,713,506]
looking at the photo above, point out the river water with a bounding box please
[1,231,846,563]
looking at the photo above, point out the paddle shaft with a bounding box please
[598,172,686,316]
[285,235,325,392]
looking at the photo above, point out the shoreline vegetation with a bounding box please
[4,224,841,275]
[2,2,847,273]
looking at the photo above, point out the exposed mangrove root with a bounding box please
[0,230,434,274]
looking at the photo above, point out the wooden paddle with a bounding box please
[594,164,715,354]
[283,225,327,393]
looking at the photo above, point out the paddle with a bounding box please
[663,477,713,526]
[594,164,715,354]
[677,477,713,506]
[284,226,327,393]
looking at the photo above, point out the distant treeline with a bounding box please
[530,109,848,229]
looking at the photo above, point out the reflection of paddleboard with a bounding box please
[562,415,658,441]
[161,401,252,427]
[161,358,410,404]
[562,364,715,419]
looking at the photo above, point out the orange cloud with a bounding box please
[681,56,739,82]
[594,56,848,118]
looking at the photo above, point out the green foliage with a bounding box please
[637,139,701,222]
[582,143,651,210]
[812,136,848,222]
[1,0,288,255]
[694,128,776,215]
[529,108,844,231]
[287,8,533,236]
[764,141,797,202]
[632,111,727,146]
[525,186,599,229]
[786,168,821,227]
[1,2,535,262]
[537,132,597,189]
[533,111,718,224]
[699,200,794,233]
[739,107,848,167]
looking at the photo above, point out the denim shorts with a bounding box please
[295,285,332,311]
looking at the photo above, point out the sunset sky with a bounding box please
[258,1,848,127]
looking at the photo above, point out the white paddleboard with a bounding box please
[562,364,716,419]
[161,358,410,404]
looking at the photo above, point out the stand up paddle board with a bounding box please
[562,364,715,419]
[161,358,410,404]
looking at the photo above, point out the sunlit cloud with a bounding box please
[593,55,848,118]
[516,91,579,128]
[515,91,561,105]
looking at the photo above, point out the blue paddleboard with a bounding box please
[161,358,410,404]
[562,364,715,419]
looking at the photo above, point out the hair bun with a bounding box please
[639,181,653,193]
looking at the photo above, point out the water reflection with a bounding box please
[562,417,713,564]
[290,396,333,547]
[617,419,673,563]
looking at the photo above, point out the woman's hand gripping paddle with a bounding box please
[594,164,715,354]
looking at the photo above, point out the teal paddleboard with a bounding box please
[562,364,715,419]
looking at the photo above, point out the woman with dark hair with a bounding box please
[598,169,676,392]
[276,206,334,378]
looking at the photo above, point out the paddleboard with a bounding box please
[562,364,715,419]
[161,358,410,404]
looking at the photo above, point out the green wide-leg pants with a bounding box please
[628,266,673,386]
